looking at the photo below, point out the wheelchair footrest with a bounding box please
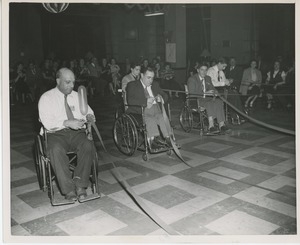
[51,196,76,206]
[78,193,101,203]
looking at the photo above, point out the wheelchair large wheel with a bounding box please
[34,135,47,191]
[113,114,138,156]
[179,105,193,132]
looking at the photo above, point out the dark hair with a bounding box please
[196,62,209,70]
[130,61,141,69]
[142,66,154,75]
[249,59,257,65]
[217,57,227,64]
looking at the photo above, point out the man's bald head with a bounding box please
[56,68,75,95]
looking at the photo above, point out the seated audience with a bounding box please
[265,60,286,109]
[26,60,41,102]
[14,62,32,104]
[240,59,262,108]
[160,63,181,98]
[121,62,141,93]
[109,58,121,95]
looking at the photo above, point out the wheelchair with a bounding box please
[179,85,233,136]
[113,90,175,161]
[34,124,101,206]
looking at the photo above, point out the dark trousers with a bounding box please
[193,97,225,123]
[47,129,95,195]
[226,89,243,118]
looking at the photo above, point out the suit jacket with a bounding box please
[240,67,262,95]
[126,80,168,114]
[225,66,243,88]
[187,74,216,96]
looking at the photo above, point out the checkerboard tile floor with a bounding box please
[9,95,296,236]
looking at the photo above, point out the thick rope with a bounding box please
[91,121,180,235]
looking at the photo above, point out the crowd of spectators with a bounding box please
[10,53,294,112]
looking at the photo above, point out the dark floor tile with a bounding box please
[141,185,196,209]
[243,152,289,166]
[17,190,50,208]
[266,192,296,206]
[11,176,38,189]
[281,168,296,178]
[11,218,18,227]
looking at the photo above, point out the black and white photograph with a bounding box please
[2,0,298,242]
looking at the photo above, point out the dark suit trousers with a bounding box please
[226,88,243,118]
[197,97,225,123]
[47,129,95,195]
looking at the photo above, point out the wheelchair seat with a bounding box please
[34,125,101,206]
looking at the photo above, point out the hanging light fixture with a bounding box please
[144,4,165,17]
[42,3,69,14]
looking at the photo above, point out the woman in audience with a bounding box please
[109,58,121,95]
[160,63,181,98]
[264,60,286,110]
[141,58,149,74]
[240,59,262,109]
[14,62,32,104]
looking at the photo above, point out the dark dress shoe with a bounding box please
[65,191,77,201]
[76,187,87,200]
[208,126,219,134]
[220,125,231,134]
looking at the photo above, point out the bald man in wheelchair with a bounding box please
[38,68,96,201]
[126,67,171,152]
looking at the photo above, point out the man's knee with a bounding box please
[79,139,94,154]
[48,141,66,155]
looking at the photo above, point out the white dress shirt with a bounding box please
[140,80,156,104]
[38,87,94,131]
[207,65,226,87]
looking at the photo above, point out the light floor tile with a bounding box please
[205,210,279,235]
[233,187,296,218]
[98,167,141,184]
[208,166,249,180]
[194,142,232,153]
[220,148,295,175]
[11,167,36,182]
[56,209,127,235]
[198,172,234,185]
[279,141,295,150]
[258,175,296,190]
[11,225,31,236]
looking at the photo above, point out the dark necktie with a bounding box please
[218,71,221,82]
[64,95,74,120]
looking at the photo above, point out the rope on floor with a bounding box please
[92,122,181,236]
[162,89,295,136]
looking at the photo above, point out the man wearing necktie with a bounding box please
[126,67,170,151]
[187,62,230,134]
[38,68,96,201]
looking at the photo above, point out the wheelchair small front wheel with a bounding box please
[179,106,193,132]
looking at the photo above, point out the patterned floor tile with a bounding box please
[233,187,296,218]
[99,167,141,185]
[140,185,196,209]
[243,152,289,166]
[11,167,36,182]
[56,209,127,236]
[10,149,31,164]
[194,142,232,153]
[205,210,280,235]
[9,95,296,236]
